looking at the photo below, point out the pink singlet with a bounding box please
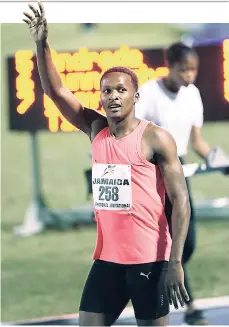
[91,120,172,264]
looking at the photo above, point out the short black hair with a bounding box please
[100,66,139,91]
[166,42,198,67]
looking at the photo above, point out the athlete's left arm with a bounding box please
[151,127,190,308]
[153,127,191,263]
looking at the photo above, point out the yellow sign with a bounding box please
[15,50,35,115]
[15,46,169,132]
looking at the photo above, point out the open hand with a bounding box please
[165,262,190,309]
[23,2,48,43]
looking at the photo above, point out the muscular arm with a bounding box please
[36,40,107,140]
[23,3,107,140]
[36,40,107,139]
[152,127,191,263]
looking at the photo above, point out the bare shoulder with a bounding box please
[84,108,108,141]
[143,123,177,156]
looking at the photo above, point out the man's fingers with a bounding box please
[171,287,178,309]
[38,2,45,16]
[180,284,190,302]
[168,286,178,309]
[166,286,172,305]
[175,285,184,307]
[28,4,40,18]
[23,19,31,25]
[23,11,34,21]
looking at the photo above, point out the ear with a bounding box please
[134,92,140,104]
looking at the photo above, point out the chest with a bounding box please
[92,136,134,166]
[92,134,155,167]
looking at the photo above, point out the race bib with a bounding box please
[92,163,132,211]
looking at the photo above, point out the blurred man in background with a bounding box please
[135,42,212,325]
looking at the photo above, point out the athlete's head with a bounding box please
[166,42,199,88]
[100,67,139,120]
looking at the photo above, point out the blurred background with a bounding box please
[1,23,229,323]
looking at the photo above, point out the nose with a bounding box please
[109,90,119,100]
[186,70,196,84]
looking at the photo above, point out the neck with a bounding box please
[108,113,140,139]
[163,76,180,93]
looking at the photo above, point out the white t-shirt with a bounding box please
[135,79,204,157]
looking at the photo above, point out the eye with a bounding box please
[118,87,126,92]
[103,89,110,94]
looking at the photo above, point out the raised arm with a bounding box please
[151,126,191,308]
[23,2,107,139]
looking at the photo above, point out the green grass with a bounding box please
[1,228,96,322]
[1,23,229,322]
[187,221,229,299]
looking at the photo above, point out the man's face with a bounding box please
[100,72,139,120]
[170,54,199,88]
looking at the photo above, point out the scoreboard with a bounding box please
[7,40,229,133]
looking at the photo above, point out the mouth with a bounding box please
[108,103,122,112]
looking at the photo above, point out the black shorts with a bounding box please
[79,259,169,321]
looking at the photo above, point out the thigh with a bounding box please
[79,260,129,325]
[127,261,170,321]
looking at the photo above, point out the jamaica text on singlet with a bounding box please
[92,163,132,210]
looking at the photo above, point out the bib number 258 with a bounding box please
[98,186,119,201]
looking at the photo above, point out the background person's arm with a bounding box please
[190,87,211,159]
[190,126,211,159]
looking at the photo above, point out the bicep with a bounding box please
[52,87,107,137]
